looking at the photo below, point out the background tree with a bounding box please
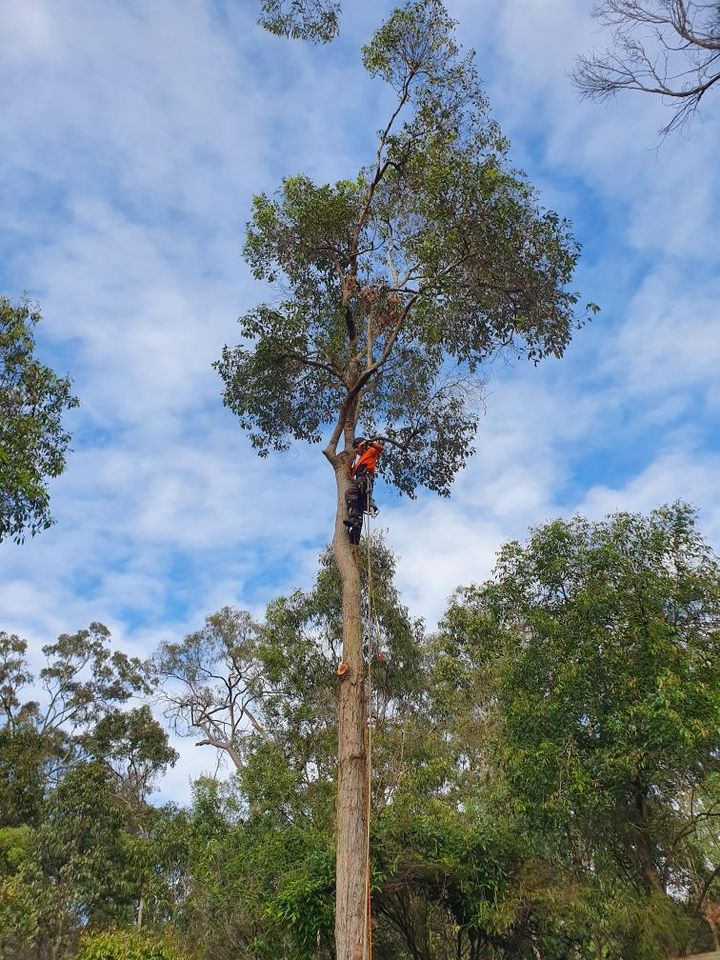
[573,1,720,134]
[85,707,179,928]
[157,608,266,773]
[0,296,78,544]
[0,824,39,960]
[156,540,421,778]
[217,1,590,955]
[0,624,176,958]
[258,0,341,42]
[0,623,151,821]
[87,707,178,819]
[437,501,720,956]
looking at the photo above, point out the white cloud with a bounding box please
[578,447,720,540]
[612,269,720,401]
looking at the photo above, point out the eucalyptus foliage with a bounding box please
[218,0,593,496]
[258,0,340,43]
[73,928,189,960]
[0,296,78,543]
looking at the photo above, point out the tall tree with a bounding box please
[216,2,590,955]
[0,296,78,544]
[86,706,179,928]
[0,623,151,823]
[573,1,720,135]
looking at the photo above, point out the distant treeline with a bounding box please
[2,502,720,960]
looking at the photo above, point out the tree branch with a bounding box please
[573,0,720,132]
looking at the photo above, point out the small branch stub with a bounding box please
[337,660,350,680]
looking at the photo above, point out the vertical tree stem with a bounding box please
[332,459,368,960]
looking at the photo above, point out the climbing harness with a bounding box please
[344,474,378,544]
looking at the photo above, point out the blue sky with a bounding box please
[2,0,719,800]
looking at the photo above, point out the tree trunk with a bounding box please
[633,783,665,894]
[333,458,369,960]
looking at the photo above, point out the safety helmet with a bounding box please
[352,437,367,449]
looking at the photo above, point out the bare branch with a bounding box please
[573,0,720,133]
[350,71,415,264]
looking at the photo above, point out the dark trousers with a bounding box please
[345,474,371,544]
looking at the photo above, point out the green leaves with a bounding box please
[85,707,178,810]
[442,503,720,908]
[361,0,458,89]
[244,177,364,286]
[39,624,151,733]
[219,2,589,493]
[257,1,340,44]
[73,928,189,960]
[0,296,78,543]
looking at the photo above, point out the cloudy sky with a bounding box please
[2,0,719,801]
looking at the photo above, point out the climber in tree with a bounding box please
[343,437,383,544]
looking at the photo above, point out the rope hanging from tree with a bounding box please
[362,499,381,960]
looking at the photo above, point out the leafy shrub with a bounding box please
[74,928,189,960]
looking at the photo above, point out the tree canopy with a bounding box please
[4,507,720,957]
[0,296,78,543]
[437,501,720,955]
[218,0,593,497]
[0,623,176,960]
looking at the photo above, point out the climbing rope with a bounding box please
[362,491,380,960]
[363,486,380,960]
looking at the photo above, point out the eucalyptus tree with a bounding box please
[216,1,590,954]
[0,624,149,747]
[0,627,173,959]
[0,296,78,544]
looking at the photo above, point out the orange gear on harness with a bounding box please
[351,439,384,478]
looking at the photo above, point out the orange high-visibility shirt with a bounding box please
[351,441,384,477]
